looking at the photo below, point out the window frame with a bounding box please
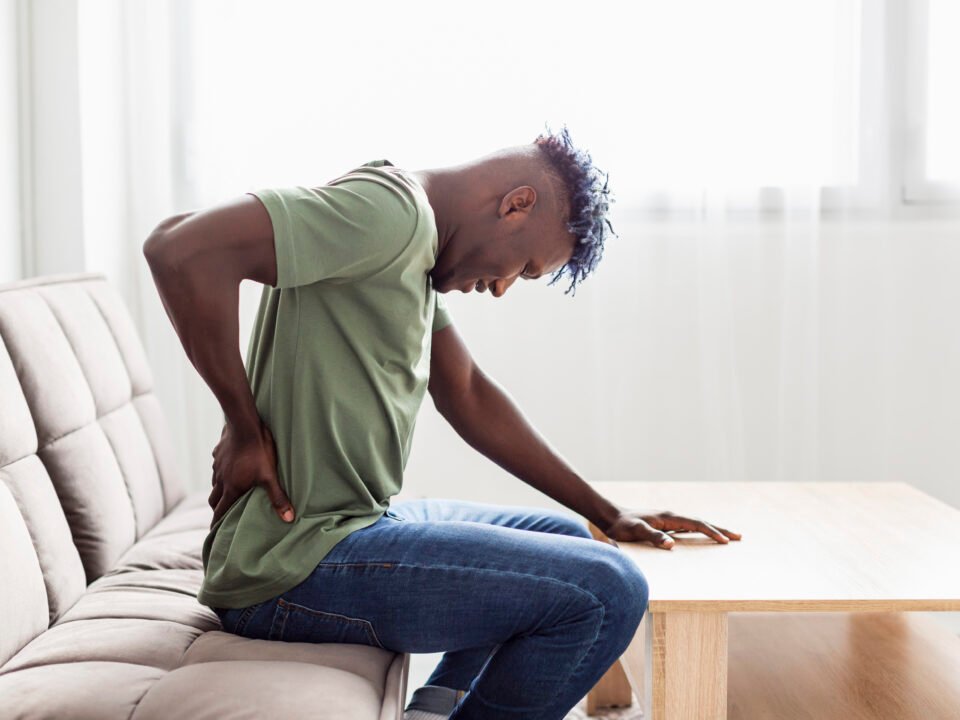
[903,0,960,204]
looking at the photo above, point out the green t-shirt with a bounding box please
[197,159,453,609]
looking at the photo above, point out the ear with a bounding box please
[498,186,537,219]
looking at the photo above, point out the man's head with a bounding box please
[414,124,616,298]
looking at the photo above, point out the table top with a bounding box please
[587,481,960,612]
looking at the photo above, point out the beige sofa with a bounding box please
[0,272,409,720]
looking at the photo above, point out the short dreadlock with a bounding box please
[533,122,617,296]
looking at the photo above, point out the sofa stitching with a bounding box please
[85,286,182,518]
[0,272,104,295]
[171,628,207,669]
[125,665,166,720]
[31,390,153,455]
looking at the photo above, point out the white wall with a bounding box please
[0,0,21,282]
[392,216,960,515]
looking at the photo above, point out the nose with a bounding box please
[491,275,519,297]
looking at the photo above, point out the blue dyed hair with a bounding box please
[533,122,617,296]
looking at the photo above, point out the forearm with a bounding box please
[143,231,261,441]
[438,369,622,532]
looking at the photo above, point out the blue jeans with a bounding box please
[213,498,649,720]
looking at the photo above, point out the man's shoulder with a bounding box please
[326,161,431,237]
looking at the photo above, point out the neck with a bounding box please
[409,167,462,260]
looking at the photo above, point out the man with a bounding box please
[144,125,741,720]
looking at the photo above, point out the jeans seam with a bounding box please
[539,602,607,715]
[234,601,265,635]
[268,601,286,641]
[279,601,290,640]
[311,562,605,610]
[471,602,607,716]
[275,597,385,649]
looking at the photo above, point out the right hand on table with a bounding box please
[208,418,294,527]
[603,508,742,550]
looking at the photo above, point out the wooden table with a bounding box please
[583,481,960,719]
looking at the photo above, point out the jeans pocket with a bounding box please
[268,597,385,649]
[218,600,267,636]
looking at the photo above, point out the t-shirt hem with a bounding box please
[197,510,388,610]
[197,564,320,611]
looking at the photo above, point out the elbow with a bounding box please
[143,211,196,266]
[142,232,180,278]
[142,232,165,264]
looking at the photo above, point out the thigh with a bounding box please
[250,511,646,654]
[389,497,592,538]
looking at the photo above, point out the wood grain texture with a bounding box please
[587,481,960,612]
[727,612,960,719]
[652,612,727,720]
[582,482,960,718]
[577,613,960,719]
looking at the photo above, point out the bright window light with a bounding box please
[186,0,860,202]
[926,0,960,182]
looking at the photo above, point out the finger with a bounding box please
[649,530,674,550]
[213,489,239,527]
[665,516,731,544]
[711,524,742,540]
[698,522,729,544]
[260,477,295,523]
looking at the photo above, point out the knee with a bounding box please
[588,548,649,632]
[541,511,594,539]
[622,563,649,629]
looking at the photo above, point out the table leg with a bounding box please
[652,611,728,720]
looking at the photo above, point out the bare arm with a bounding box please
[428,323,742,549]
[428,322,622,532]
[143,193,293,525]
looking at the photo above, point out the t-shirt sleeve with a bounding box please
[247,176,419,289]
[432,290,454,332]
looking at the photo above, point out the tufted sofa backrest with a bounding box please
[0,272,185,665]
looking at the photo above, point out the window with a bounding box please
[905,0,960,203]
[180,0,956,215]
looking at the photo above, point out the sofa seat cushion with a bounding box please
[0,275,407,718]
[182,631,396,686]
[0,619,204,674]
[108,491,210,573]
[145,491,211,537]
[0,661,165,720]
[55,572,219,631]
[87,566,206,597]
[131,660,394,720]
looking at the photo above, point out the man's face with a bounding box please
[429,217,575,298]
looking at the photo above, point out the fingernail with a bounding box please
[282,509,294,522]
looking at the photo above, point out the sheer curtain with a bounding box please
[175,0,960,509]
[13,0,956,512]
